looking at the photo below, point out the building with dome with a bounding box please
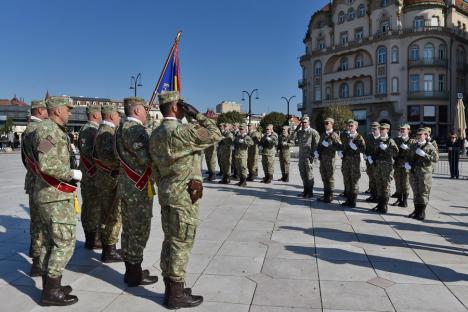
[299,0,468,138]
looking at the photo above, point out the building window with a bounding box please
[439,105,448,123]
[314,61,322,76]
[380,0,388,7]
[348,8,355,21]
[439,74,445,92]
[392,77,399,93]
[439,45,446,60]
[340,32,349,45]
[423,74,434,94]
[340,57,349,71]
[423,105,436,122]
[338,11,345,24]
[377,78,387,94]
[415,17,425,29]
[317,20,325,29]
[380,20,390,33]
[408,105,421,122]
[424,43,434,60]
[314,86,321,102]
[355,28,363,40]
[377,46,386,64]
[317,39,325,49]
[355,81,364,96]
[431,16,439,26]
[391,46,399,63]
[76,101,81,105]
[340,83,350,98]
[358,4,366,17]
[409,45,420,61]
[325,87,331,100]
[457,46,465,64]
[410,75,420,92]
[355,54,364,68]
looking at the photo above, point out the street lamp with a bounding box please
[242,89,259,125]
[281,95,296,120]
[129,73,143,97]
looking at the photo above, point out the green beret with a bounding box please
[417,127,429,135]
[101,103,117,115]
[239,123,247,129]
[31,100,46,110]
[347,119,358,126]
[234,122,240,127]
[324,117,334,124]
[380,123,390,129]
[424,127,432,134]
[158,91,179,106]
[302,117,310,122]
[46,96,74,109]
[86,103,101,114]
[124,97,148,109]
[399,123,410,129]
[371,122,380,128]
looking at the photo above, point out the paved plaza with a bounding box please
[1,152,468,311]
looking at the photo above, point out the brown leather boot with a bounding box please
[42,275,72,295]
[166,279,203,310]
[163,277,192,305]
[124,262,158,287]
[101,244,123,263]
[30,257,42,277]
[41,276,78,306]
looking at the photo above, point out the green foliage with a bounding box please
[260,112,287,134]
[0,118,13,134]
[217,111,245,125]
[315,105,353,133]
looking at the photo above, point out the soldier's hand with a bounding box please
[400,143,408,150]
[404,162,412,171]
[379,142,387,150]
[180,101,200,119]
[416,148,426,157]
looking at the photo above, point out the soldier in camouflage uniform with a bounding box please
[405,127,439,220]
[230,123,240,179]
[339,120,365,207]
[259,124,278,184]
[217,123,234,184]
[150,91,222,309]
[21,100,48,276]
[115,97,158,287]
[233,124,254,186]
[33,96,80,306]
[216,123,224,177]
[247,124,261,181]
[391,124,415,207]
[371,123,399,214]
[364,122,380,203]
[316,118,341,203]
[78,103,102,250]
[277,126,295,182]
[94,103,123,263]
[295,117,320,197]
[204,143,217,181]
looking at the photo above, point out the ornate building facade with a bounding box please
[300,0,468,138]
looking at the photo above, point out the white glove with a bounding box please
[367,156,374,164]
[314,151,319,158]
[404,162,412,171]
[349,141,357,150]
[266,137,271,141]
[282,142,288,146]
[400,143,408,150]
[379,142,387,150]
[416,148,426,157]
[239,139,244,143]
[71,169,82,181]
[337,151,344,158]
[321,140,329,147]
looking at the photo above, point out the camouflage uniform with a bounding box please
[340,129,365,207]
[218,128,234,183]
[204,144,217,180]
[392,131,415,207]
[233,127,254,185]
[247,130,261,180]
[317,126,341,201]
[296,123,320,197]
[365,131,380,202]
[277,128,295,182]
[259,131,278,183]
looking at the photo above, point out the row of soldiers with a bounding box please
[21,92,220,309]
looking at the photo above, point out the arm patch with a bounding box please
[37,139,54,154]
[197,127,210,140]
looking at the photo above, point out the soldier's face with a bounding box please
[324,121,332,131]
[266,128,272,135]
[418,133,428,142]
[400,128,409,137]
[283,128,288,135]
[303,121,310,128]
[372,128,380,136]
[57,106,71,125]
[347,124,356,133]
[380,128,389,136]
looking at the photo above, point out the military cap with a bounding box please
[380,123,391,129]
[371,121,381,128]
[46,96,74,109]
[234,122,240,127]
[101,103,117,115]
[266,124,274,129]
[347,119,358,126]
[399,123,410,129]
[31,100,46,110]
[324,117,335,124]
[302,117,310,122]
[239,123,247,129]
[219,122,225,126]
[124,96,149,109]
[424,127,432,134]
[282,125,290,130]
[86,103,101,114]
[417,127,429,135]
[157,91,179,106]
[225,123,232,127]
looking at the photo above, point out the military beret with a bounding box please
[234,122,240,127]
[158,91,179,106]
[46,96,74,109]
[101,103,117,115]
[424,127,432,133]
[380,123,390,129]
[399,123,410,129]
[86,103,101,114]
[302,117,310,122]
[324,117,335,124]
[124,96,148,109]
[417,127,429,135]
[347,119,358,126]
[31,100,46,110]
[282,125,290,130]
[239,123,247,129]
[225,123,232,127]
[266,124,274,129]
[371,122,380,128]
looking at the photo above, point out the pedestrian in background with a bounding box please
[447,133,463,179]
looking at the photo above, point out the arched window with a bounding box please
[392,77,399,93]
[424,43,434,60]
[325,87,331,100]
[358,4,366,18]
[391,46,399,63]
[459,47,466,64]
[355,81,364,97]
[439,44,446,60]
[314,61,322,76]
[340,83,350,98]
[338,11,345,24]
[348,8,355,21]
[380,19,390,33]
[377,47,387,64]
[380,0,388,7]
[340,57,349,71]
[409,44,420,61]
[355,54,364,68]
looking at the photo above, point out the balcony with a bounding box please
[297,103,304,111]
[407,91,449,100]
[323,65,373,82]
[298,79,308,89]
[408,57,447,68]
[322,95,374,106]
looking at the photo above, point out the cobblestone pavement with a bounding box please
[0,153,467,311]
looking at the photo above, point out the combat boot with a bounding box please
[348,193,357,208]
[101,244,123,263]
[219,175,229,184]
[246,174,254,182]
[163,277,193,305]
[298,183,308,197]
[237,177,247,187]
[391,194,402,206]
[30,257,42,277]
[283,174,289,182]
[398,194,408,208]
[408,204,419,218]
[304,182,314,198]
[341,192,351,206]
[372,197,382,212]
[166,279,203,310]
[124,261,158,287]
[206,172,215,181]
[264,175,272,184]
[41,276,78,306]
[391,192,399,198]
[84,231,102,250]
[379,197,389,214]
[42,275,72,295]
[415,204,426,221]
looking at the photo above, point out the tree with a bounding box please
[0,118,14,135]
[315,105,353,133]
[260,112,287,134]
[217,111,245,125]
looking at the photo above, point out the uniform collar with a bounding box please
[30,116,43,122]
[126,117,143,125]
[101,120,116,128]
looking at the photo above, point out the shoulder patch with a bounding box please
[197,127,210,140]
[37,139,54,154]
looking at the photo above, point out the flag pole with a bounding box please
[149,31,182,106]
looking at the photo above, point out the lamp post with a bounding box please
[129,73,143,97]
[281,95,296,120]
[242,89,259,125]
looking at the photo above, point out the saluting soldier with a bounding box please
[33,96,80,306]
[391,124,415,207]
[78,103,102,250]
[94,103,123,263]
[218,123,234,184]
[277,126,295,182]
[405,127,439,220]
[371,123,399,213]
[231,122,240,179]
[115,97,158,287]
[234,123,254,186]
[21,100,48,276]
[316,118,341,203]
[295,117,320,197]
[150,91,222,309]
[339,119,365,207]
[365,122,380,203]
[259,124,278,183]
[247,123,261,181]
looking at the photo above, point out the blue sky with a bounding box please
[0,0,323,114]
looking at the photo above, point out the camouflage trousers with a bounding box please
[393,164,410,195]
[342,157,361,195]
[235,156,248,179]
[319,156,335,191]
[374,160,394,199]
[231,152,236,176]
[160,205,198,282]
[29,195,43,258]
[219,150,232,177]
[205,146,217,174]
[38,199,76,278]
[298,157,314,186]
[366,162,377,194]
[262,154,275,177]
[247,149,259,177]
[410,171,432,205]
[96,172,122,246]
[80,179,101,232]
[279,150,290,177]
[121,190,153,264]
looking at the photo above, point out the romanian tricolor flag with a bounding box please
[153,32,182,100]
